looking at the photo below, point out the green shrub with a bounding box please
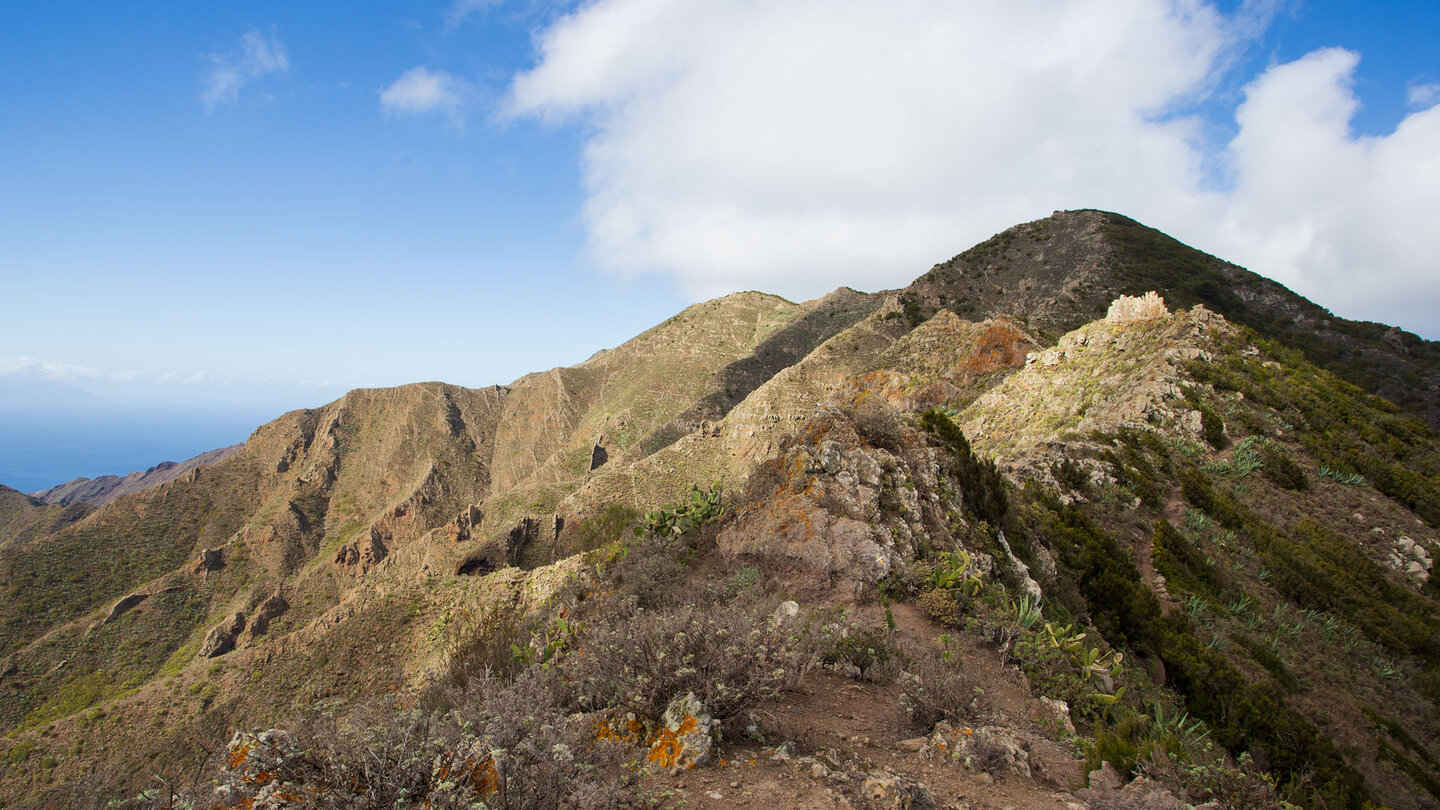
[917,589,962,626]
[921,409,1008,526]
[817,624,899,683]
[1199,406,1227,450]
[575,504,640,552]
[1259,445,1308,491]
[1152,520,1220,599]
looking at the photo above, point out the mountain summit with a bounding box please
[2,212,1438,809]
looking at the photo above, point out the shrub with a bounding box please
[1053,457,1091,493]
[638,483,725,539]
[605,530,689,611]
[211,668,632,810]
[921,409,1008,526]
[815,622,900,683]
[575,504,639,552]
[898,642,986,731]
[1259,445,1308,491]
[565,600,810,722]
[1199,406,1227,450]
[918,589,962,626]
[849,398,905,451]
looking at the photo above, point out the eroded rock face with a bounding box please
[197,547,224,573]
[719,401,1001,597]
[102,593,149,626]
[245,593,288,639]
[201,612,247,658]
[334,527,388,573]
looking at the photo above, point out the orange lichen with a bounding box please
[594,712,649,745]
[467,757,501,794]
[646,714,701,769]
[227,742,251,771]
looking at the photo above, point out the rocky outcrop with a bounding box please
[1106,291,1168,322]
[196,548,224,574]
[200,612,246,658]
[442,504,485,543]
[504,515,563,567]
[101,593,148,626]
[244,593,288,639]
[1389,535,1435,586]
[647,693,718,770]
[334,528,388,573]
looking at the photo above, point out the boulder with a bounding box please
[862,769,934,808]
[647,692,717,770]
[246,593,289,638]
[771,600,801,630]
[201,612,246,658]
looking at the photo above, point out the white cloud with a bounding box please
[446,0,502,27]
[1408,81,1440,110]
[507,0,1440,336]
[182,371,209,385]
[0,356,103,380]
[202,27,290,111]
[380,67,467,119]
[1213,49,1440,330]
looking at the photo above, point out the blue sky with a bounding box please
[1,0,1438,489]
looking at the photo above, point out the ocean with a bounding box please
[0,407,276,494]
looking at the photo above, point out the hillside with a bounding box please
[0,215,1437,809]
[900,210,1440,429]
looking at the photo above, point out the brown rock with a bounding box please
[246,593,289,638]
[200,612,246,658]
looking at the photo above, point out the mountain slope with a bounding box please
[901,209,1440,428]
[2,215,1439,809]
[0,485,90,548]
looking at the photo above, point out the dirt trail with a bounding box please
[655,602,1088,809]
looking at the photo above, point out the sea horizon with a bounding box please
[0,406,276,494]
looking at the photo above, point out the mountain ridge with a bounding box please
[31,445,244,508]
[1,212,1438,809]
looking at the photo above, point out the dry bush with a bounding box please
[565,599,812,722]
[210,669,633,810]
[898,641,987,731]
[849,399,905,451]
[606,531,689,610]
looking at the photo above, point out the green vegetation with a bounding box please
[1188,332,1440,527]
[1103,212,1440,426]
[921,408,1007,526]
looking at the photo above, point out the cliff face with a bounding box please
[2,215,1438,809]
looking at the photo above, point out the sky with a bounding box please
[1,0,1438,489]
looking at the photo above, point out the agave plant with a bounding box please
[1150,702,1210,743]
[1011,592,1043,629]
